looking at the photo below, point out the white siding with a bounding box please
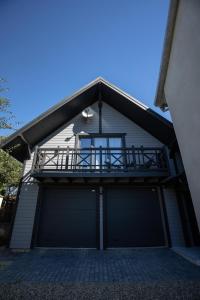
[23,154,35,178]
[102,103,162,147]
[23,101,163,176]
[163,188,185,247]
[11,101,164,248]
[39,102,100,149]
[10,183,39,249]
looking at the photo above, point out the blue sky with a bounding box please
[0,0,170,136]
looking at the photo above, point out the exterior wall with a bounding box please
[10,183,39,248]
[10,101,164,248]
[101,103,163,147]
[163,187,185,246]
[40,101,163,148]
[24,101,163,175]
[164,0,200,229]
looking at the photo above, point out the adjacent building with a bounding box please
[155,0,200,235]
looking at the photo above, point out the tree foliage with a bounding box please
[0,79,22,194]
[0,148,22,194]
[0,78,16,130]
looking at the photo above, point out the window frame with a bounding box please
[75,133,126,149]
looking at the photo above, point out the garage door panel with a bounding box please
[42,189,96,210]
[106,187,165,247]
[107,191,159,209]
[36,185,165,248]
[37,187,97,248]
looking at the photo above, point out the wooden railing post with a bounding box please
[99,146,102,172]
[66,146,69,170]
[162,146,172,174]
[123,147,128,172]
[30,146,169,175]
[90,146,93,171]
[140,146,144,167]
[131,145,136,168]
[56,146,60,170]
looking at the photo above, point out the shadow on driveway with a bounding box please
[0,248,200,299]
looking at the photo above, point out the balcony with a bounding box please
[31,146,169,181]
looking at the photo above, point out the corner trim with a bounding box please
[8,179,23,248]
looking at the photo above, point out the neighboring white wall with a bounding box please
[164,0,200,229]
[163,187,185,246]
[11,101,164,248]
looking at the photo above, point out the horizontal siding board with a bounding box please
[10,183,39,249]
[102,103,162,147]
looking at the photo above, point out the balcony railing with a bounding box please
[31,146,168,176]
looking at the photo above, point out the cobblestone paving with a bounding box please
[0,248,200,283]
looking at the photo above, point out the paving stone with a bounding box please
[0,248,200,284]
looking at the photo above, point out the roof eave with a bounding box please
[155,0,179,108]
[2,77,102,148]
[1,135,31,162]
[2,77,174,162]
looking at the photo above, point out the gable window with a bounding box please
[77,134,125,169]
[79,136,123,149]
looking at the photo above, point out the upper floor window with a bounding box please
[79,136,123,149]
[78,135,124,168]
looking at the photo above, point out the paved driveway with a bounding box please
[0,248,200,299]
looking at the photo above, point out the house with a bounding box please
[155,0,200,238]
[1,77,196,249]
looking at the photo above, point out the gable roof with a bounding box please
[1,77,175,162]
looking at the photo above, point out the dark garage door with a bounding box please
[106,187,165,247]
[37,187,97,248]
